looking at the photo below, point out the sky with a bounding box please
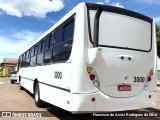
[0,0,160,62]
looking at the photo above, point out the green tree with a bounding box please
[156,25,160,57]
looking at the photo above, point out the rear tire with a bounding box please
[34,83,43,107]
[11,81,14,84]
[19,79,24,90]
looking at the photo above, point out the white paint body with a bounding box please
[18,3,157,113]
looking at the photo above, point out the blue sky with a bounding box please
[0,0,160,62]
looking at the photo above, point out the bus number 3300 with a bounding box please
[54,71,62,79]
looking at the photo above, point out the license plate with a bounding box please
[118,85,132,91]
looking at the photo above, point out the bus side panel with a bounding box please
[21,77,34,93]
[71,93,96,112]
[39,83,72,111]
[38,63,72,111]
[19,68,34,94]
[71,3,97,94]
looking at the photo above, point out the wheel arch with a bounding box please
[19,75,21,82]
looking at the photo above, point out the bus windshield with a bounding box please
[89,9,152,52]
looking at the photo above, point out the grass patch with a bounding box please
[0,76,9,78]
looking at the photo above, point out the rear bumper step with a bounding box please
[71,90,156,112]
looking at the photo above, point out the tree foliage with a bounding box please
[156,25,160,57]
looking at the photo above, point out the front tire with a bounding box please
[34,83,43,107]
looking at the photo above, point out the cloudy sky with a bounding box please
[0,0,160,62]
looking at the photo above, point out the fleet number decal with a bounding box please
[54,71,62,79]
[133,76,145,83]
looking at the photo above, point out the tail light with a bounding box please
[148,76,151,82]
[150,70,154,76]
[145,69,154,87]
[90,74,95,81]
[87,67,93,74]
[148,69,154,82]
[91,97,95,102]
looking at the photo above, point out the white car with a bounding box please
[10,71,17,84]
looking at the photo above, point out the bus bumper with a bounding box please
[71,90,156,112]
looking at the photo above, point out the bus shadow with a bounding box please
[45,103,97,120]
[46,105,160,120]
[23,89,34,97]
[144,107,160,113]
[45,103,129,120]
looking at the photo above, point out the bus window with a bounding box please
[19,56,22,68]
[54,28,63,45]
[38,42,42,54]
[42,40,45,52]
[49,35,53,47]
[26,51,29,59]
[52,45,62,62]
[62,40,73,60]
[31,47,34,57]
[52,40,72,63]
[34,45,38,56]
[21,53,26,67]
[63,20,74,41]
[45,37,49,51]
[44,49,51,64]
[31,56,36,66]
[26,58,30,67]
[89,10,151,51]
[37,53,43,65]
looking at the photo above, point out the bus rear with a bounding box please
[86,3,157,111]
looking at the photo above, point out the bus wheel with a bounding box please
[34,83,43,107]
[11,81,14,84]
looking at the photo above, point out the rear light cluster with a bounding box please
[87,67,100,88]
[148,69,154,82]
[145,69,154,87]
[87,67,99,103]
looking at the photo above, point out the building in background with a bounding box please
[0,58,18,77]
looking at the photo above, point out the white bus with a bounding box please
[18,3,157,112]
